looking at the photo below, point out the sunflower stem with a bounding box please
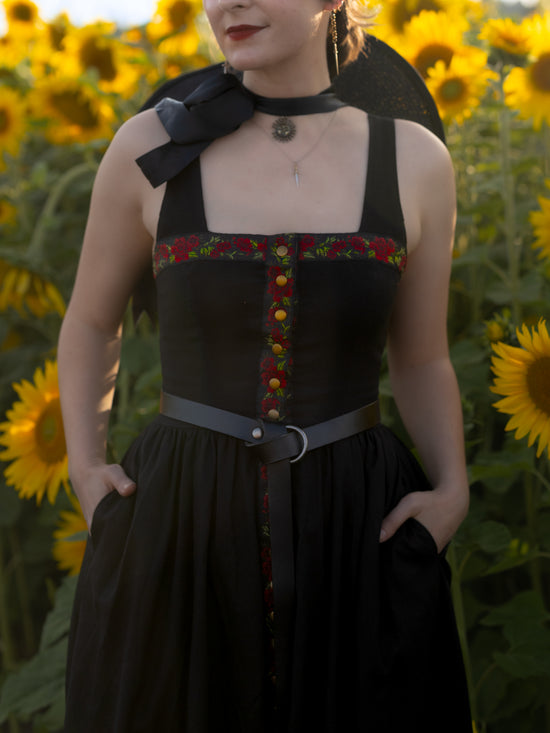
[8,528,36,655]
[499,100,520,325]
[27,161,97,263]
[0,530,17,672]
[525,470,545,604]
[448,542,477,720]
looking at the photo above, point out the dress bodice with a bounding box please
[151,115,407,426]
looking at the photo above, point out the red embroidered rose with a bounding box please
[236,237,253,253]
[216,240,232,253]
[369,237,396,261]
[299,235,316,251]
[187,234,200,247]
[260,356,276,373]
[351,236,367,253]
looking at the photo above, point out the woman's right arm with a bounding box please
[58,110,167,529]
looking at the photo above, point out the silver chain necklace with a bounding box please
[254,109,339,188]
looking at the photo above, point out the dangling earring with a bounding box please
[330,9,339,76]
[223,59,231,74]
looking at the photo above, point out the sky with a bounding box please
[9,0,157,28]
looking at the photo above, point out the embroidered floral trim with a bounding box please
[257,238,296,423]
[298,233,407,271]
[153,234,267,277]
[258,464,277,690]
[154,232,407,278]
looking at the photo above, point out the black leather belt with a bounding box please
[159,392,380,706]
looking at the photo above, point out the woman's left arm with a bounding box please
[380,121,469,553]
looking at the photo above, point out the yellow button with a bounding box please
[275,309,287,321]
[268,409,280,420]
[276,275,288,287]
[276,245,288,257]
[269,378,281,390]
[272,343,283,355]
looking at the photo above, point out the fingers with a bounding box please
[103,463,137,496]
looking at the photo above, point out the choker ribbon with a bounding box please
[136,65,347,188]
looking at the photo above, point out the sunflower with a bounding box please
[426,56,497,124]
[479,17,532,59]
[491,319,550,459]
[29,77,114,144]
[530,181,550,262]
[53,493,88,576]
[56,23,143,98]
[147,0,202,43]
[2,0,41,38]
[157,29,201,61]
[0,259,66,317]
[0,86,27,166]
[0,360,69,504]
[504,55,550,129]
[372,0,471,43]
[503,14,550,129]
[398,11,485,80]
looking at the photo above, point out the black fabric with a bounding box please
[137,66,347,188]
[65,110,471,732]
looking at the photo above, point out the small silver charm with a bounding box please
[272,117,296,143]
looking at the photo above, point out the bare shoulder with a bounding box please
[101,108,170,171]
[394,118,454,190]
[394,118,455,252]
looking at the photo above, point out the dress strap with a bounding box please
[359,115,407,245]
[156,157,207,241]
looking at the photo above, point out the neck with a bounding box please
[241,58,331,100]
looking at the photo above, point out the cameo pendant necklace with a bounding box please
[255,110,339,188]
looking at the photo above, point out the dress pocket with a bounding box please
[407,517,440,556]
[90,491,118,542]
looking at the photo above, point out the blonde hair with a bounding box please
[327,0,375,73]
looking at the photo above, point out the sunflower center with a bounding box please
[415,44,454,78]
[531,53,550,93]
[10,2,34,22]
[0,108,10,133]
[526,356,550,416]
[168,1,193,29]
[34,398,66,463]
[50,91,99,129]
[79,37,117,82]
[440,77,466,102]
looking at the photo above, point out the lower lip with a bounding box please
[227,27,262,41]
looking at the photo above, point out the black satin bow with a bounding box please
[136,65,346,188]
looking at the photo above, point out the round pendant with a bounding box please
[272,117,296,143]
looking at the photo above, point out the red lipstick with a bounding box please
[226,25,264,41]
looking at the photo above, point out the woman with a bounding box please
[58,0,472,731]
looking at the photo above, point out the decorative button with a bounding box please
[272,343,283,355]
[268,409,280,420]
[269,378,281,390]
[276,245,288,257]
[252,427,263,440]
[275,309,287,321]
[276,275,288,287]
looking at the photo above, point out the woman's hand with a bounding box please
[379,485,469,554]
[71,463,136,531]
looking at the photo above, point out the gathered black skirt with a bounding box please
[65,416,471,733]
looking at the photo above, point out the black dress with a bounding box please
[65,114,471,732]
